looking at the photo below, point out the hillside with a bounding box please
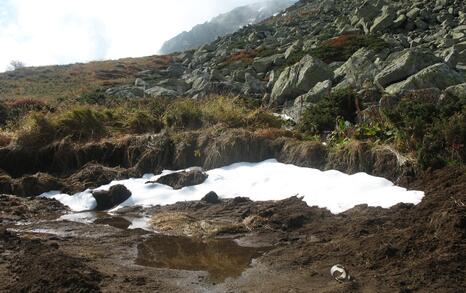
[159,0,296,54]
[0,0,465,292]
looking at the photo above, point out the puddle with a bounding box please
[94,216,132,229]
[135,235,269,282]
[59,211,152,231]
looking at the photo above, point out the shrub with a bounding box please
[255,128,299,140]
[418,110,466,168]
[0,131,12,147]
[0,102,8,126]
[384,93,466,169]
[55,107,107,141]
[16,113,56,147]
[126,110,163,134]
[6,98,49,122]
[201,96,247,127]
[311,34,388,63]
[163,100,203,129]
[298,88,358,134]
[246,109,282,128]
[77,89,108,105]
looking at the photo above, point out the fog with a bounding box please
[0,0,279,71]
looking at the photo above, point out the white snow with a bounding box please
[273,112,295,122]
[42,159,424,214]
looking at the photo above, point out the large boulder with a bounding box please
[343,48,380,87]
[252,54,284,73]
[375,49,442,87]
[92,184,132,211]
[283,80,332,121]
[353,0,385,33]
[444,83,466,98]
[105,85,144,99]
[370,5,396,33]
[145,86,178,98]
[148,168,208,190]
[271,55,334,105]
[385,63,466,95]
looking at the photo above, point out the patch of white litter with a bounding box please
[42,159,424,214]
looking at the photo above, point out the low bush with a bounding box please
[126,110,163,134]
[0,131,12,147]
[55,107,107,141]
[163,100,203,129]
[16,113,56,147]
[0,102,8,126]
[255,128,300,140]
[384,94,466,168]
[201,96,248,128]
[246,109,282,128]
[298,88,358,134]
[4,98,49,124]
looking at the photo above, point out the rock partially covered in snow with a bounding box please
[92,185,132,211]
[149,169,208,190]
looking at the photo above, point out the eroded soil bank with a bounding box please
[1,165,464,292]
[0,128,413,198]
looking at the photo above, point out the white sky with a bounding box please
[0,0,262,71]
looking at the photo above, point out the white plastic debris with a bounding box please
[331,264,350,282]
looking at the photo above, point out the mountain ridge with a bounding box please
[159,0,296,54]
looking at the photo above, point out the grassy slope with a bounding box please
[0,55,174,101]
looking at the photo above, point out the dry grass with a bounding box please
[0,55,179,101]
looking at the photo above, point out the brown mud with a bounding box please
[0,165,465,292]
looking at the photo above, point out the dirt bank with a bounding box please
[0,128,415,197]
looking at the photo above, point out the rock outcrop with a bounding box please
[92,185,132,211]
[149,168,208,190]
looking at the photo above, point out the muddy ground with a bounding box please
[0,165,464,292]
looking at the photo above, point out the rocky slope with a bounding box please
[159,0,296,54]
[109,0,465,116]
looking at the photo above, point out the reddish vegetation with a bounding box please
[322,33,361,48]
[6,98,48,110]
[229,49,258,64]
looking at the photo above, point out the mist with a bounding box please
[0,0,279,71]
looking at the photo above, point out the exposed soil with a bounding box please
[0,165,464,292]
[0,128,415,198]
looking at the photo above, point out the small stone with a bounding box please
[201,191,221,204]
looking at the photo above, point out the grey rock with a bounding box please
[375,49,442,87]
[271,55,334,105]
[134,78,147,87]
[285,39,303,60]
[252,54,284,73]
[243,73,265,96]
[145,86,179,98]
[343,48,380,88]
[282,80,332,121]
[385,63,466,94]
[444,83,466,98]
[370,5,396,33]
[406,7,421,19]
[106,86,144,99]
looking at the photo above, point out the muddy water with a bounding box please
[93,216,132,229]
[135,235,270,282]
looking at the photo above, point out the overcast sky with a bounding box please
[0,0,264,71]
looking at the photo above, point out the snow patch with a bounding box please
[42,160,424,214]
